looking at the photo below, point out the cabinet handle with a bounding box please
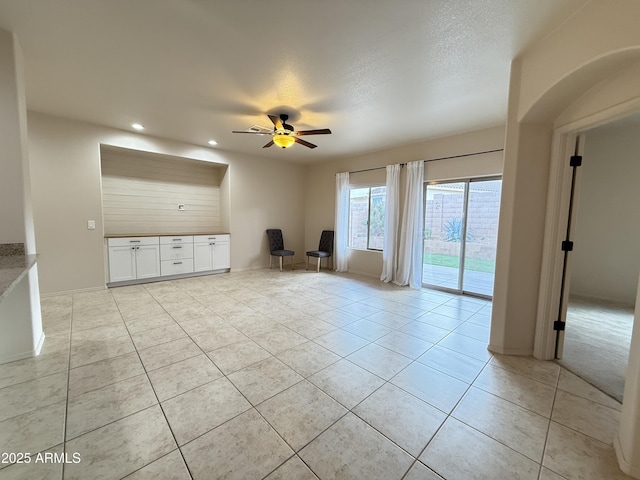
[172,239,181,241]
[172,246,182,249]
[210,242,216,246]
[136,246,139,250]
[130,240,141,243]
[208,237,216,240]
[173,262,182,265]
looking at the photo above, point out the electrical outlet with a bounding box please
[178,204,185,211]
[87,220,96,230]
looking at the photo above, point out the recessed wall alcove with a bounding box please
[99,145,230,236]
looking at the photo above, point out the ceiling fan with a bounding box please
[232,114,332,149]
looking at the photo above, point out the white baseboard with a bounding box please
[34,331,45,356]
[614,433,640,479]
[0,333,45,365]
[345,268,379,279]
[41,285,106,297]
[487,344,534,356]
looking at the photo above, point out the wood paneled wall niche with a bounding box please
[100,148,226,235]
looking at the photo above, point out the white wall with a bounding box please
[491,0,640,357]
[226,150,306,271]
[517,0,640,123]
[570,120,640,304]
[305,126,505,278]
[0,29,27,245]
[0,29,43,363]
[490,1,640,475]
[27,112,306,294]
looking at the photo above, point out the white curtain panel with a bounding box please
[380,163,401,283]
[334,172,350,272]
[395,160,424,288]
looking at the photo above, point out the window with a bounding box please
[348,186,386,250]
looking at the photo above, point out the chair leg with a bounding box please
[269,255,272,269]
[316,257,321,272]
[279,256,283,271]
[306,256,309,270]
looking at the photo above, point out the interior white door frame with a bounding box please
[534,97,640,360]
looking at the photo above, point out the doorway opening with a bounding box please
[422,177,502,298]
[553,114,640,402]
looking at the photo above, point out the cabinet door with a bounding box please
[135,244,161,279]
[212,241,230,270]
[108,246,136,282]
[194,242,213,272]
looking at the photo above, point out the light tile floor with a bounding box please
[0,268,632,480]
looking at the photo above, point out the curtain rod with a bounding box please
[340,148,504,175]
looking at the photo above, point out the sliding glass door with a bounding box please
[423,182,467,290]
[423,177,501,297]
[462,179,502,296]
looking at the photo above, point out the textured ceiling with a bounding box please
[0,0,589,162]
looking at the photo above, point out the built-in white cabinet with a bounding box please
[107,234,229,285]
[108,237,161,282]
[194,234,230,272]
[160,235,194,276]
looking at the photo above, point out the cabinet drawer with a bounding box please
[160,243,194,260]
[194,234,229,243]
[160,235,194,245]
[160,259,194,276]
[108,236,159,247]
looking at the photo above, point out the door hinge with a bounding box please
[561,240,574,252]
[554,320,566,331]
[569,155,582,167]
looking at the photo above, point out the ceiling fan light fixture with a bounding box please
[273,134,295,149]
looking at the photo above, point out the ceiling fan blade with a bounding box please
[294,137,317,149]
[296,129,332,136]
[268,115,283,131]
[232,130,270,134]
[262,140,274,148]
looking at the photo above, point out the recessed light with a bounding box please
[208,140,218,146]
[131,123,144,131]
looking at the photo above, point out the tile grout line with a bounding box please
[60,296,76,480]
[113,284,196,480]
[171,283,313,479]
[468,365,561,419]
[269,313,482,477]
[401,355,496,480]
[0,305,73,472]
[46,272,614,479]
[229,286,492,476]
[163,280,408,478]
[537,368,562,480]
[134,280,312,477]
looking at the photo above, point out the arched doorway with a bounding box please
[524,55,640,478]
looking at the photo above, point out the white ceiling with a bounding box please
[0,0,589,163]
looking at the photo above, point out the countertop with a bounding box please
[104,232,230,238]
[0,254,38,302]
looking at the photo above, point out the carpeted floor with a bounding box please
[557,295,634,403]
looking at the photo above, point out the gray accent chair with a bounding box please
[306,230,334,272]
[266,229,295,271]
